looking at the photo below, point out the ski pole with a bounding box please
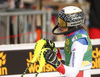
[21,63,32,77]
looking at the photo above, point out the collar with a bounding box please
[66,29,87,38]
[67,31,75,36]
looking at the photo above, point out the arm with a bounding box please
[63,38,88,77]
[44,38,88,77]
[56,49,65,61]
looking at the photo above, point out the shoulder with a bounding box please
[76,38,88,45]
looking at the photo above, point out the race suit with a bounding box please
[56,29,92,77]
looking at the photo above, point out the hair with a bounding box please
[68,25,84,31]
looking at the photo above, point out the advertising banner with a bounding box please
[0,41,100,77]
[0,49,56,75]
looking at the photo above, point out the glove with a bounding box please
[43,38,57,54]
[43,49,61,68]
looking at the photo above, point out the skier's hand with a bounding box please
[43,49,61,68]
[43,38,57,53]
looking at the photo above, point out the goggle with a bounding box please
[58,17,67,28]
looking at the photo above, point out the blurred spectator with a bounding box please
[0,0,8,44]
[0,0,8,11]
[8,0,23,9]
[87,0,100,39]
[8,0,22,44]
[8,0,15,9]
[23,2,32,9]
[8,0,15,44]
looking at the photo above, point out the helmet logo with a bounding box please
[70,13,82,21]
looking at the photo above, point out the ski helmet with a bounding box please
[52,6,85,35]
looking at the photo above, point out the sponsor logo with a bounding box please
[26,52,57,73]
[92,47,100,69]
[0,52,7,75]
[72,36,77,42]
[72,52,75,67]
[72,48,76,52]
[65,38,70,45]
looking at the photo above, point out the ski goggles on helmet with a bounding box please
[58,17,67,28]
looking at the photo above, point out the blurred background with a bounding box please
[0,0,99,45]
[0,0,100,77]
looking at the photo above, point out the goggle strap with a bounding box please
[52,24,82,35]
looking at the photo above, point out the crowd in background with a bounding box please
[0,0,100,45]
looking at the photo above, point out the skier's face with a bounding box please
[58,24,68,35]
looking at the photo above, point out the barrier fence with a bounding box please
[0,10,59,45]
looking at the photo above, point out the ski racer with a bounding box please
[42,6,92,77]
